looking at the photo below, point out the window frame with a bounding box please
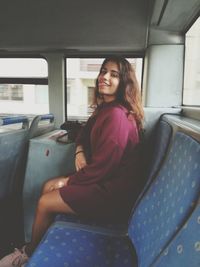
[0,55,49,114]
[0,56,48,85]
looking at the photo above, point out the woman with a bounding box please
[0,56,144,266]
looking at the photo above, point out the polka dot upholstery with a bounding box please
[153,201,200,267]
[128,132,200,267]
[25,226,136,267]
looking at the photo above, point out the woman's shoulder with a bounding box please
[99,105,137,130]
[98,106,125,123]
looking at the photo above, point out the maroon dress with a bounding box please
[59,101,143,222]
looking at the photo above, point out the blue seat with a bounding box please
[26,225,136,267]
[26,131,200,267]
[128,132,200,266]
[153,200,200,267]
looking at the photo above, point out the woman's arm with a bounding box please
[74,116,96,171]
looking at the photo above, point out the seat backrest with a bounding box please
[128,132,200,267]
[0,116,29,256]
[145,119,172,182]
[28,114,55,139]
[153,198,200,267]
[132,119,172,214]
[0,116,29,198]
[23,130,75,242]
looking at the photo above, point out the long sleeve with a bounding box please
[68,107,136,186]
[75,116,94,146]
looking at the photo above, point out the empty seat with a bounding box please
[26,225,136,267]
[128,132,200,266]
[153,199,200,267]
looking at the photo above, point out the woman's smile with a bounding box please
[98,82,110,87]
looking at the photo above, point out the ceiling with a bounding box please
[0,0,199,54]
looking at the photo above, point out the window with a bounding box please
[0,58,49,115]
[66,58,143,120]
[183,17,200,106]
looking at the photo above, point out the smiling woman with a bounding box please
[94,57,144,130]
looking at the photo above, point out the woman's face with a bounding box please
[98,61,120,102]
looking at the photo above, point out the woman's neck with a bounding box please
[102,95,116,103]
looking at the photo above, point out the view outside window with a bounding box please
[0,58,49,115]
[66,58,143,120]
[183,17,200,105]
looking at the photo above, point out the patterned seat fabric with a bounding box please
[153,201,200,267]
[128,132,200,267]
[25,225,137,267]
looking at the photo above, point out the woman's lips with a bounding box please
[98,82,109,87]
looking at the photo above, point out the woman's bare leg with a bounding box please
[25,188,76,256]
[41,176,69,195]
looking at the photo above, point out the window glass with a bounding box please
[66,58,143,120]
[183,17,200,105]
[0,58,49,115]
[0,58,47,77]
[0,84,23,101]
[0,84,49,115]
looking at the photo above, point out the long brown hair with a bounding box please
[93,57,144,130]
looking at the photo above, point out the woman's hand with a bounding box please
[75,151,87,171]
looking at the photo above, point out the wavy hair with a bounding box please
[93,57,144,130]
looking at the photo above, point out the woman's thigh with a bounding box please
[39,189,76,215]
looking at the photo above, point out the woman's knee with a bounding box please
[42,176,68,195]
[41,176,64,195]
[41,179,51,195]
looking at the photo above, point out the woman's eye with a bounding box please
[111,72,119,78]
[100,69,107,75]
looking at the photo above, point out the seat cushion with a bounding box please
[26,224,136,267]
